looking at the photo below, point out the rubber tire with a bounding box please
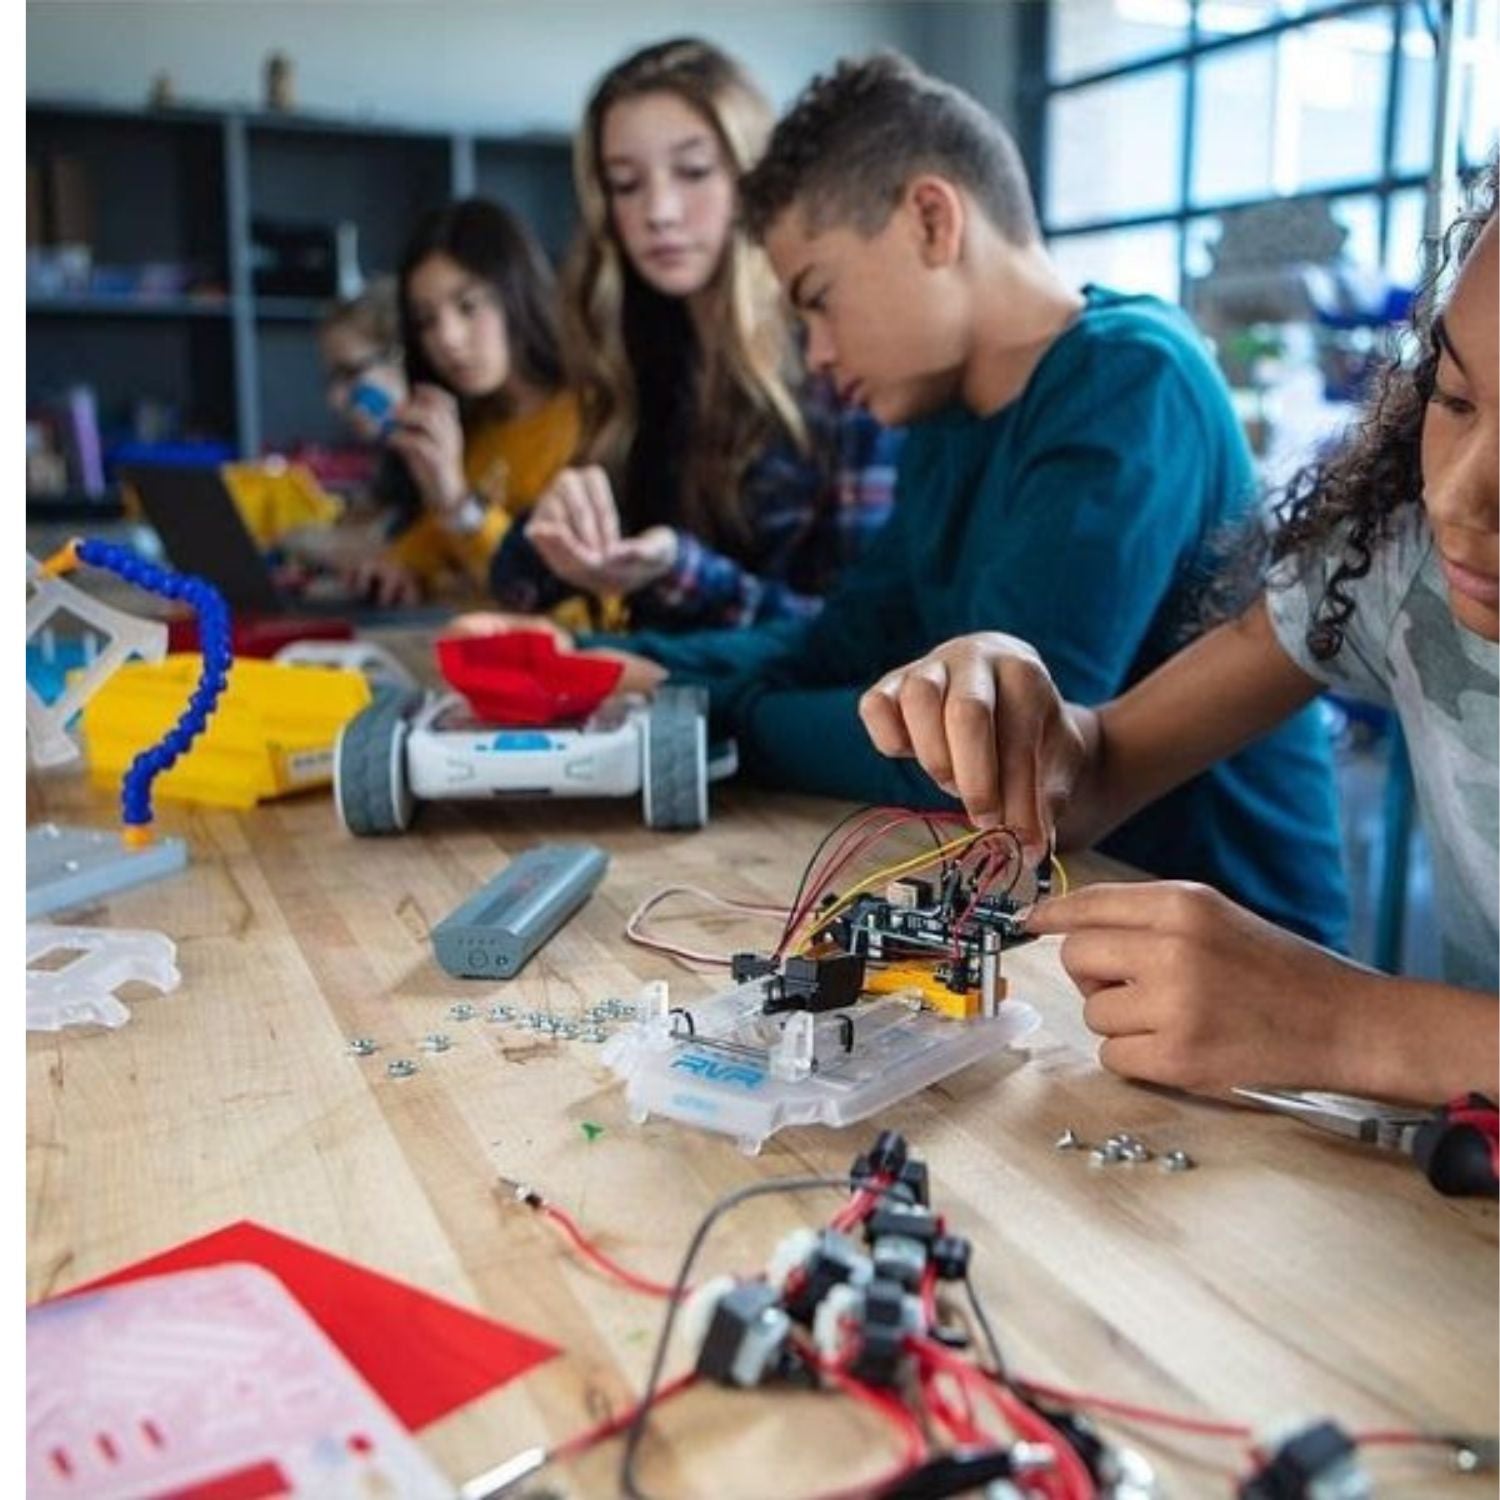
[334,687,423,836]
[643,685,710,830]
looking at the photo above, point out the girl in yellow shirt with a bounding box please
[369,198,580,602]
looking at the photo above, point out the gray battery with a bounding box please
[431,844,608,980]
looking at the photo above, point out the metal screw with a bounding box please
[386,1059,418,1079]
[487,1004,517,1023]
[346,1037,378,1057]
[1161,1150,1195,1173]
[555,1023,580,1040]
[447,1002,477,1022]
[1054,1128,1082,1151]
[421,1033,453,1053]
[579,1028,608,1044]
[1123,1142,1153,1163]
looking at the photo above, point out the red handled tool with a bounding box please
[1234,1088,1499,1198]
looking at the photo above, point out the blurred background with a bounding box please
[25,0,1500,973]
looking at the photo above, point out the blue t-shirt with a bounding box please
[606,287,1350,947]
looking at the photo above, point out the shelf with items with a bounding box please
[26,96,585,461]
[28,294,232,319]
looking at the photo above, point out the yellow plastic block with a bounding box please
[864,964,982,1019]
[81,655,371,809]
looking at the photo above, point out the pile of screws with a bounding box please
[1054,1127,1195,1174]
[345,994,647,1073]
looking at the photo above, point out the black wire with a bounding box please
[619,1173,856,1500]
[963,1273,1009,1381]
[778,806,878,952]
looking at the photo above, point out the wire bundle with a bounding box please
[479,1147,1463,1500]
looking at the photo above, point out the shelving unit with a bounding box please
[27,97,576,468]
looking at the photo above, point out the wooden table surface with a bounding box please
[27,762,1498,1498]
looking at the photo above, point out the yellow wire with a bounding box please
[792,830,987,954]
[1050,852,1070,896]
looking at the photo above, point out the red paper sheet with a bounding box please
[60,1221,557,1431]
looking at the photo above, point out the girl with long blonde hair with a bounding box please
[486,37,898,629]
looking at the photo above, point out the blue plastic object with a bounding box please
[73,539,234,834]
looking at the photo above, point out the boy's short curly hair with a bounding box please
[740,50,1039,245]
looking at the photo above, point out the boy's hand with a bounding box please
[590,648,667,696]
[1029,882,1361,1095]
[389,385,468,515]
[526,469,677,595]
[859,633,1088,858]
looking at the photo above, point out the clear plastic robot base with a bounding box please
[601,980,1039,1155]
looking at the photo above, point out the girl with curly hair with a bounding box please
[859,161,1498,1104]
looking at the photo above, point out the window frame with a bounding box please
[1028,0,1475,302]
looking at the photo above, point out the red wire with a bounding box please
[830,1184,884,1234]
[915,1339,1097,1500]
[550,1370,699,1461]
[539,1202,686,1300]
[780,809,973,956]
[801,1361,930,1500]
[1013,1376,1254,1442]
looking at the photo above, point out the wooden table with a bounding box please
[27,769,1498,1498]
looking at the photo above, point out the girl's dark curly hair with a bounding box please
[1269,157,1497,660]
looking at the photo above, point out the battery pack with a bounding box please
[431,844,608,979]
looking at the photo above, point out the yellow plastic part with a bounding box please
[81,656,372,810]
[221,460,341,546]
[864,964,982,1020]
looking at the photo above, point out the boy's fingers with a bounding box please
[1096,1033,1172,1086]
[995,695,1046,851]
[898,661,958,795]
[1079,980,1156,1039]
[1054,927,1160,990]
[859,675,916,759]
[943,655,1003,826]
[1032,876,1218,936]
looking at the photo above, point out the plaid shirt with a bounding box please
[489,383,901,630]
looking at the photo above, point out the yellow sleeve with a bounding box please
[387,506,511,589]
[465,392,582,517]
[384,516,449,585]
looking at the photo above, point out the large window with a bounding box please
[1039,0,1500,301]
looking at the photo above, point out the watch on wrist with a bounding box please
[440,491,486,536]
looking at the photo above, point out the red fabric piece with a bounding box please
[62,1221,558,1432]
[436,631,623,726]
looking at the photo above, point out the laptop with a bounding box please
[121,463,431,620]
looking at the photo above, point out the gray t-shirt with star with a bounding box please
[1267,509,1498,991]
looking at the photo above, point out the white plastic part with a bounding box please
[273,638,417,691]
[603,979,1041,1153]
[766,1228,819,1297]
[27,823,189,919]
[25,554,169,767]
[770,1010,816,1082]
[26,923,181,1031]
[812,1282,863,1365]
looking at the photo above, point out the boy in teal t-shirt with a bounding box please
[464,52,1349,947]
